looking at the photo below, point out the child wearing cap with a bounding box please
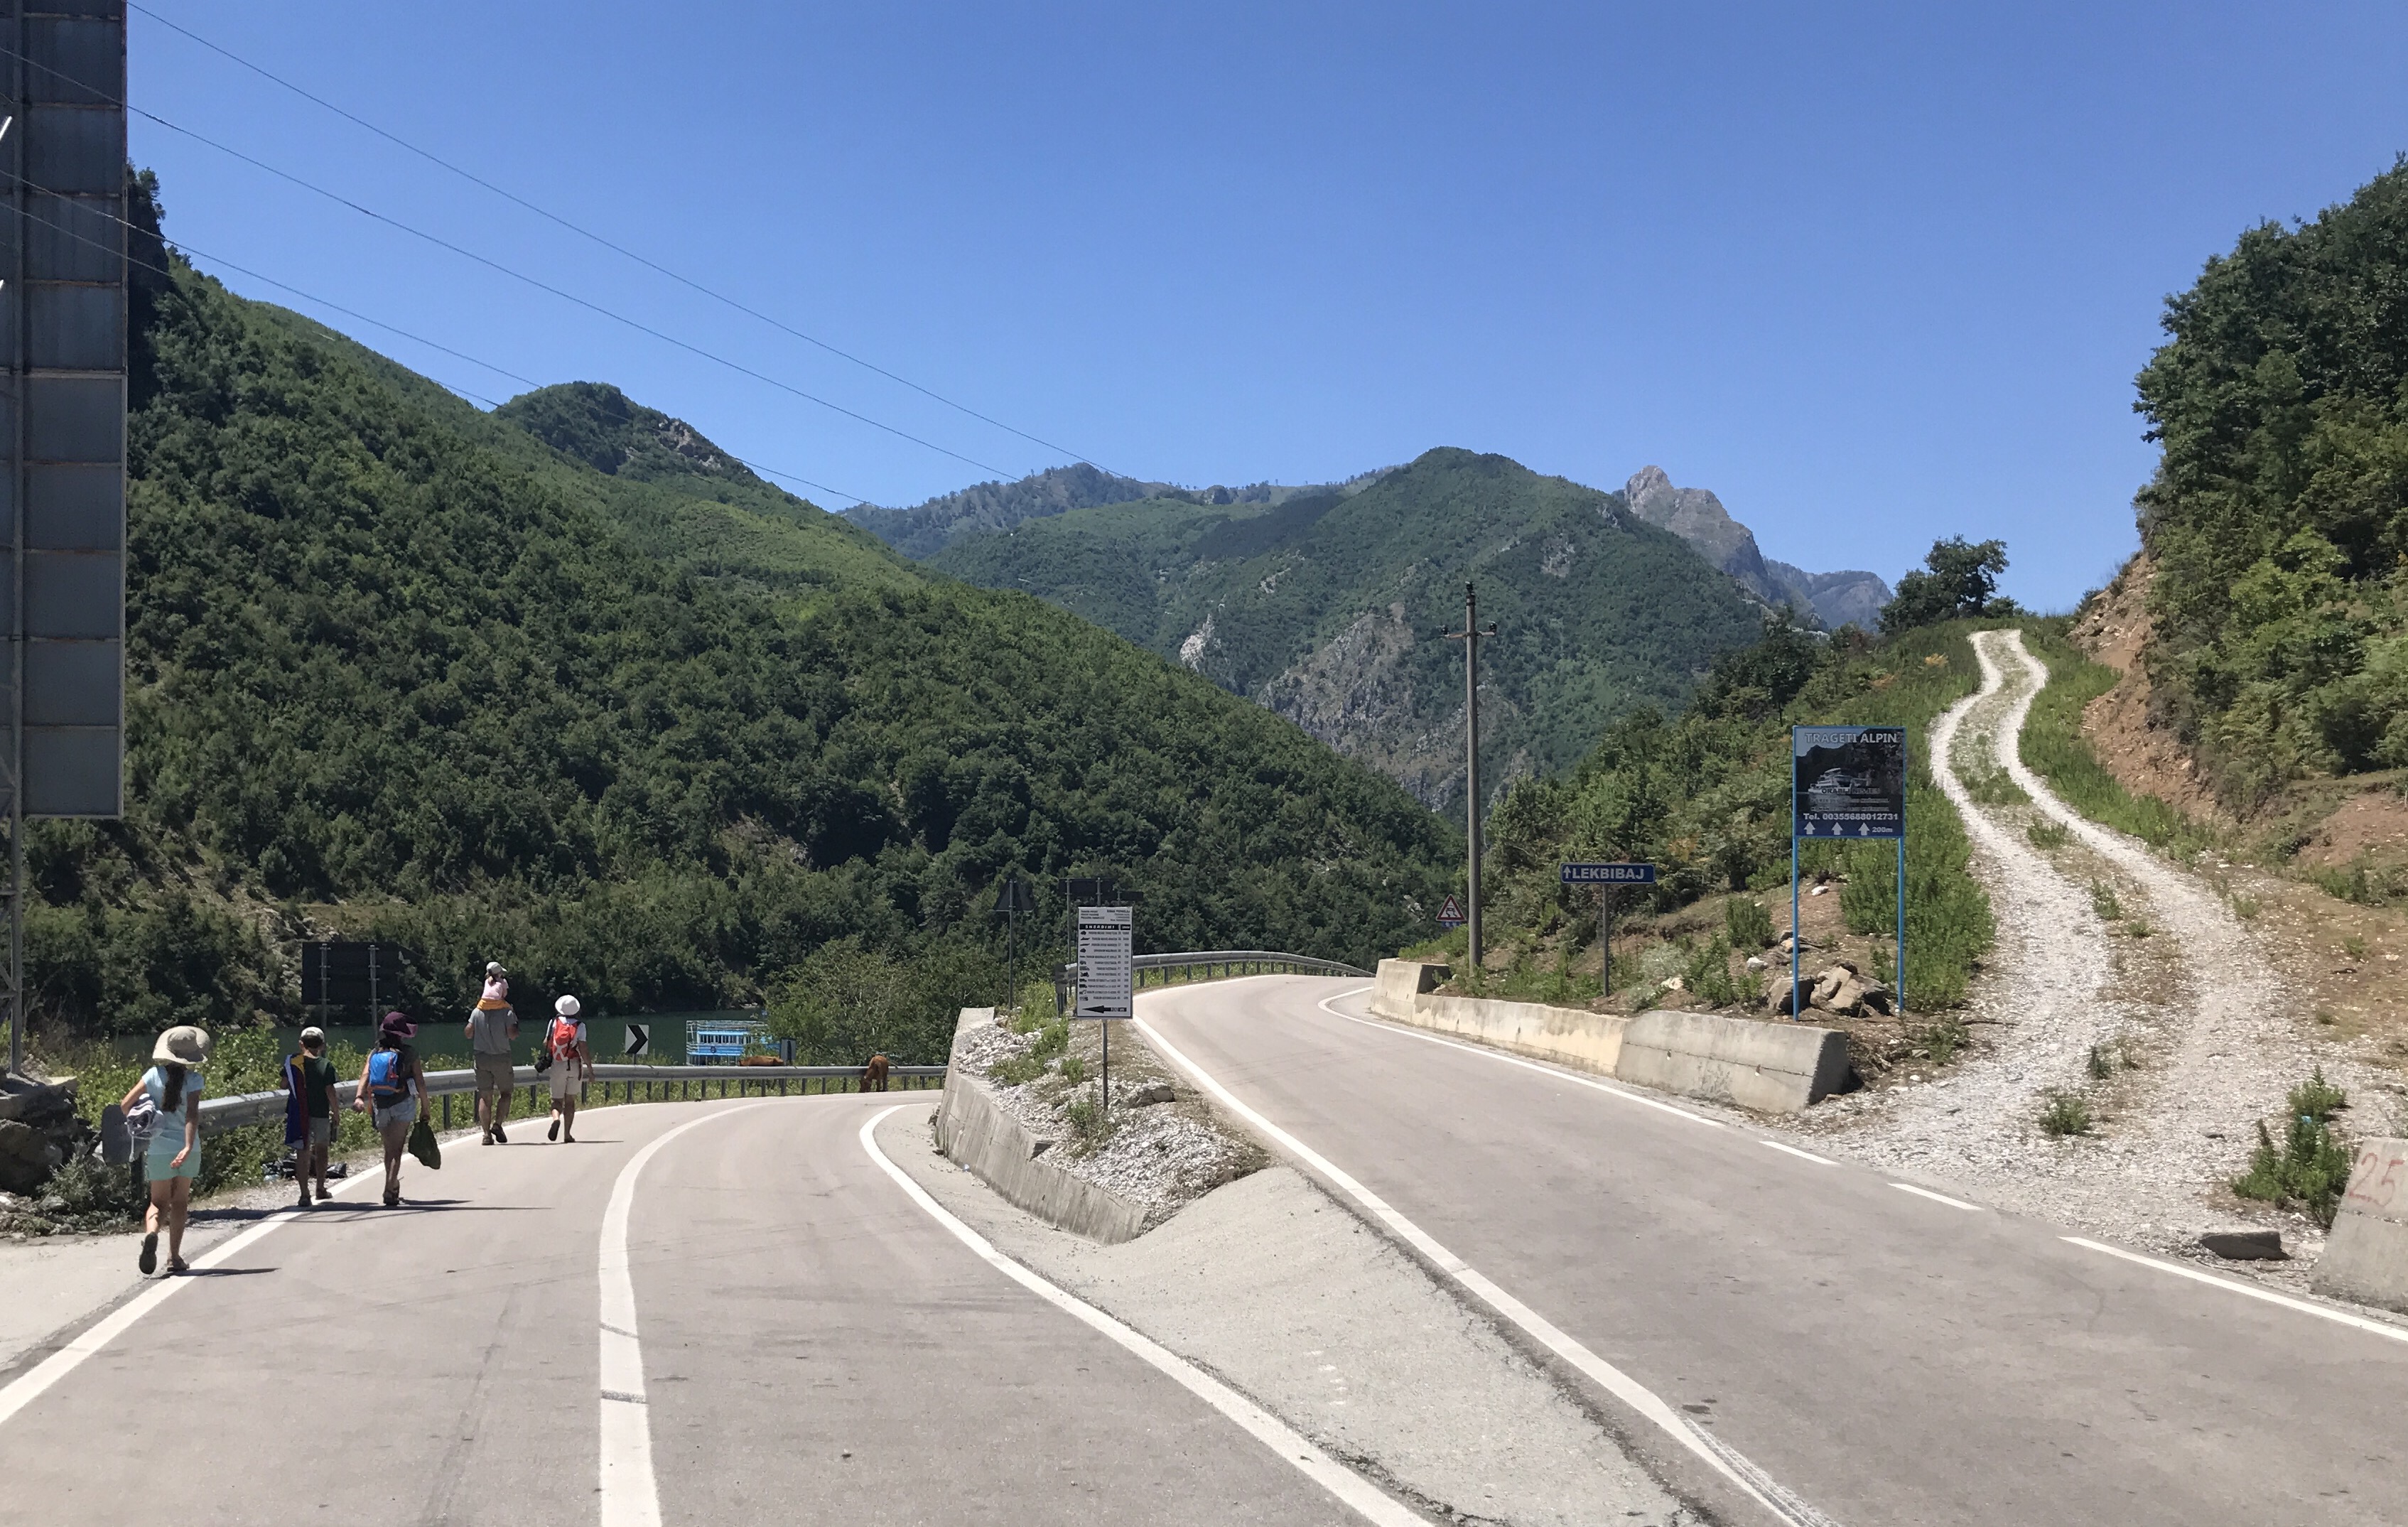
[282,1027,341,1206]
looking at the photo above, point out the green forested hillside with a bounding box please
[2134,158,2408,804]
[31,253,1456,1062]
[927,449,1766,809]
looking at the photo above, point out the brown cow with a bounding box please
[863,1054,890,1093]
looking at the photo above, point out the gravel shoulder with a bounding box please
[1786,627,2387,1290]
[878,1101,1696,1527]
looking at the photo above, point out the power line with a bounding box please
[0,187,873,505]
[124,2,1115,477]
[1,42,1017,486]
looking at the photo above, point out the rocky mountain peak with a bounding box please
[1621,466,1892,630]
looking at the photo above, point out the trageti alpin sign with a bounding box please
[1793,725,1906,839]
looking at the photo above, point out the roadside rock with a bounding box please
[2199,1228,2288,1261]
[0,1120,54,1195]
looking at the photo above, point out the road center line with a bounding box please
[0,1148,385,1431]
[598,1101,777,1527]
[2061,1236,2408,1344]
[1307,986,1724,1129]
[858,1108,1423,1527]
[1762,1140,1836,1165]
[1890,1183,1984,1212]
[1133,1010,1842,1527]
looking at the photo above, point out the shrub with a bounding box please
[989,1053,1044,1086]
[2090,881,2123,921]
[1057,1052,1086,1085]
[1685,934,1741,1005]
[2233,1115,2353,1226]
[1724,897,1775,950]
[2027,820,2070,850]
[2087,1043,2118,1080]
[2038,1091,2093,1136]
[1921,1016,1970,1065]
[2290,1067,2347,1123]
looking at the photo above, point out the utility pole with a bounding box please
[1441,583,1498,971]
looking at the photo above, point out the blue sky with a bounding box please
[131,2,2408,609]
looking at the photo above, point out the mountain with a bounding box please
[924,448,1766,810]
[1621,466,1891,629]
[33,242,1459,1058]
[846,463,1389,559]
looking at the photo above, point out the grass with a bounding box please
[2122,919,2154,939]
[2309,858,2408,908]
[2015,622,2221,858]
[2232,1070,2354,1226]
[2038,1090,2093,1137]
[2087,1042,2118,1080]
[2090,880,2124,921]
[2026,819,2071,851]
[2228,892,2261,920]
[1958,759,2029,806]
[1919,1015,1970,1065]
[1057,1052,1086,1085]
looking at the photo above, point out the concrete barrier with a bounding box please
[1614,1008,1851,1114]
[2313,1137,2408,1313]
[1366,959,1848,1113]
[933,1008,1151,1245]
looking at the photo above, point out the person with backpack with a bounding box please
[119,1025,210,1275]
[465,961,519,1145]
[281,1027,340,1206]
[544,995,592,1143]
[352,1012,428,1207]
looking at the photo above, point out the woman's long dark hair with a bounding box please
[158,1060,187,1113]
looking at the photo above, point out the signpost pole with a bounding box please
[1790,725,1802,1020]
[1895,833,1907,1021]
[1599,885,1612,993]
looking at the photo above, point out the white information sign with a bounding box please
[1075,905,1135,1020]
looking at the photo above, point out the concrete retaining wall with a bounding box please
[933,1008,1151,1245]
[1368,959,1849,1113]
[2313,1137,2408,1313]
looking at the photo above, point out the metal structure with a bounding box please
[1057,949,1373,1004]
[1439,583,1496,969]
[305,939,405,1023]
[1560,863,1656,990]
[1,2,127,1075]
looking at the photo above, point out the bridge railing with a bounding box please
[196,1063,946,1135]
[1052,949,1371,1006]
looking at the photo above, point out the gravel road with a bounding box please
[1795,627,2380,1272]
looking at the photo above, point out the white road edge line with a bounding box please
[1132,1010,1842,1527]
[858,1108,1422,1527]
[1761,1140,1836,1165]
[1890,1183,1983,1212]
[2061,1236,2408,1345]
[1308,986,1724,1129]
[599,1101,777,1527]
[0,1143,386,1432]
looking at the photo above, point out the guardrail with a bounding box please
[1057,949,1371,989]
[196,1063,946,1136]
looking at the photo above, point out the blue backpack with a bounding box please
[367,1048,412,1103]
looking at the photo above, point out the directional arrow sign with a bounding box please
[1561,862,1656,885]
[625,1023,649,1057]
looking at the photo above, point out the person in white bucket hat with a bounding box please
[544,995,592,1143]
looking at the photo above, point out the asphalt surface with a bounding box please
[2,1094,1354,1526]
[1139,975,2408,1527]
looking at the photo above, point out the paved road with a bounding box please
[2,1095,1354,1526]
[1140,975,2408,1527]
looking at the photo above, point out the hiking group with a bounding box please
[123,959,598,1275]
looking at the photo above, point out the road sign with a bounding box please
[1437,892,1465,929]
[625,1023,649,1057]
[1793,725,1906,838]
[1560,862,1657,885]
[1074,905,1134,1020]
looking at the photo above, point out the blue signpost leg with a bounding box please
[1790,831,1800,1020]
[1896,833,1907,1020]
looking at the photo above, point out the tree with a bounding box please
[1879,537,2018,632]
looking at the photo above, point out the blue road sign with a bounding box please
[1793,725,1906,839]
[1561,862,1657,885]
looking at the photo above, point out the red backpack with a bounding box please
[549,1018,580,1060]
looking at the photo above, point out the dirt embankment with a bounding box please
[2066,554,2233,826]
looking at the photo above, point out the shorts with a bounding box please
[372,1097,418,1132]
[305,1117,333,1148]
[474,1052,515,1100]
[144,1140,200,1181]
[549,1068,583,1102]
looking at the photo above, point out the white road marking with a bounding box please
[1133,1012,1842,1527]
[0,1153,384,1430]
[1308,986,1724,1128]
[860,1108,1423,1526]
[1890,1184,1983,1212]
[1761,1140,1836,1165]
[598,1101,776,1527]
[2061,1237,2408,1345]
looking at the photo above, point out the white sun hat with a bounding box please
[555,994,581,1017]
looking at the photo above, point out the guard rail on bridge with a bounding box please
[197,1063,946,1136]
[1054,949,1371,1004]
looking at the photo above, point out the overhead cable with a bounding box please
[0,188,872,504]
[1,42,1013,485]
[125,3,1114,476]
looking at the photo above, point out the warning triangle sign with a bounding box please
[1437,892,1465,927]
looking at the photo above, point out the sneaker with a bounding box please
[547,1117,560,1141]
[492,1122,506,1143]
[165,1256,189,1275]
[138,1231,158,1275]
[482,1129,495,1145]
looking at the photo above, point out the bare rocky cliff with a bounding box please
[1623,465,1891,629]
